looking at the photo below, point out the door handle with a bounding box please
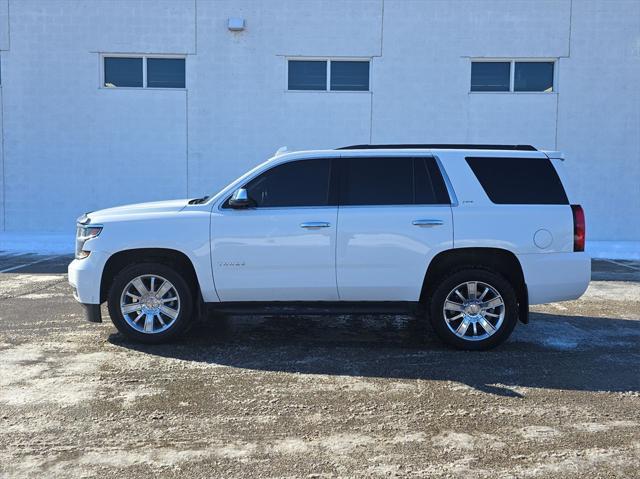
[300,221,331,229]
[412,219,444,227]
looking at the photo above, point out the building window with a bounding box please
[288,59,370,92]
[288,61,327,90]
[471,60,555,93]
[514,62,554,92]
[470,62,510,92]
[104,57,143,88]
[330,61,369,91]
[102,55,185,89]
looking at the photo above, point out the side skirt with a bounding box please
[205,301,423,316]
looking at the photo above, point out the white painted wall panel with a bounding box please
[556,0,640,241]
[0,87,4,232]
[185,0,378,197]
[467,93,557,149]
[372,0,570,143]
[0,0,8,51]
[0,0,638,243]
[88,0,195,54]
[2,0,188,231]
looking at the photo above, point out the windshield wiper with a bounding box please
[188,195,209,205]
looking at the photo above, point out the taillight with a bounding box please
[571,205,585,252]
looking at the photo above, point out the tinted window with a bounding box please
[330,61,369,91]
[414,157,451,204]
[514,62,554,92]
[147,58,185,88]
[104,57,143,87]
[466,157,568,204]
[245,159,331,207]
[288,61,327,90]
[342,157,450,206]
[471,62,510,92]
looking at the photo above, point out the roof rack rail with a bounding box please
[337,144,538,151]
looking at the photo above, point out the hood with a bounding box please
[85,199,191,223]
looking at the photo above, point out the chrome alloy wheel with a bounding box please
[119,274,181,334]
[442,281,505,341]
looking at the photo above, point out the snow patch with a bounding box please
[0,232,75,254]
[587,240,640,260]
[518,425,561,440]
[0,344,108,406]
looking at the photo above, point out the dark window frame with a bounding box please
[102,55,186,89]
[466,156,569,205]
[470,61,511,92]
[221,156,451,209]
[222,158,338,209]
[514,61,554,92]
[470,59,556,93]
[287,58,371,92]
[329,60,370,91]
[103,57,143,88]
[338,156,451,207]
[287,60,328,91]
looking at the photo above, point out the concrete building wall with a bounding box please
[186,0,382,196]
[0,0,7,232]
[0,0,638,242]
[556,0,640,241]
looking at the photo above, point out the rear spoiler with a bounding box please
[543,151,565,161]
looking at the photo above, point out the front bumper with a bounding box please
[68,250,109,306]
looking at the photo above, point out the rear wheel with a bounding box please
[107,263,194,343]
[429,268,518,350]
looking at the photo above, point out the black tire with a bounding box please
[428,268,518,351]
[107,262,194,344]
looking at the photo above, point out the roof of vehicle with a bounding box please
[268,145,562,164]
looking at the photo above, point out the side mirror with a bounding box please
[228,188,254,208]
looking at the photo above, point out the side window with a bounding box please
[341,157,450,206]
[343,157,413,205]
[414,157,451,205]
[466,157,568,204]
[244,159,332,207]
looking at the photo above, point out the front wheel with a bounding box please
[429,269,518,350]
[107,263,194,343]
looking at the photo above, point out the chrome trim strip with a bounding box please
[412,219,444,227]
[300,221,331,229]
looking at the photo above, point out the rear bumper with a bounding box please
[518,252,591,305]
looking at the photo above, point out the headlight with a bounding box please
[75,224,103,259]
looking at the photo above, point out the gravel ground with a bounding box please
[0,254,639,478]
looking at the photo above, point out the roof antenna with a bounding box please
[275,146,288,157]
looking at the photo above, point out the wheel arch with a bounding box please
[100,248,200,304]
[420,247,529,323]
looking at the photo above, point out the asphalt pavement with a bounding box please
[0,253,639,478]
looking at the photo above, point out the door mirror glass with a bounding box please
[228,188,254,208]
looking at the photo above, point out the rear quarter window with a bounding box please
[465,156,568,205]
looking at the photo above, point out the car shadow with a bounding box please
[108,311,640,397]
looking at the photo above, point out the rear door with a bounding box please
[336,156,453,301]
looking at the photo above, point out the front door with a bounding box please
[211,158,339,301]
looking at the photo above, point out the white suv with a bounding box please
[68,144,590,350]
